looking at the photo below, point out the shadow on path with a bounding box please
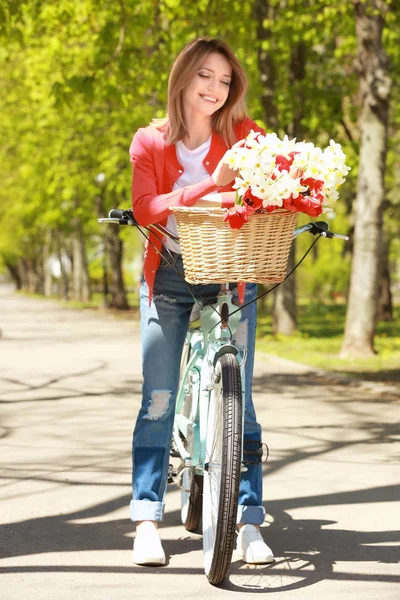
[0,483,398,592]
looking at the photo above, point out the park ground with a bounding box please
[0,284,399,600]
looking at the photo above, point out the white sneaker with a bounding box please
[133,522,166,566]
[236,524,274,564]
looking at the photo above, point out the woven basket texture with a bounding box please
[170,207,298,284]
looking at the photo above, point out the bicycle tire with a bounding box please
[181,470,203,532]
[202,352,243,586]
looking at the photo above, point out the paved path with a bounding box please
[0,285,398,599]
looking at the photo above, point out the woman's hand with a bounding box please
[211,139,245,187]
[211,159,237,187]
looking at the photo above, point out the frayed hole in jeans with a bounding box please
[144,390,171,420]
[153,293,177,304]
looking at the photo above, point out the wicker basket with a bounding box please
[170,207,298,284]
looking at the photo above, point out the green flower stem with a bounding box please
[234,189,242,205]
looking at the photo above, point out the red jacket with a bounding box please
[129,118,265,303]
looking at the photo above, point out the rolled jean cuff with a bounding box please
[236,505,265,525]
[130,499,164,522]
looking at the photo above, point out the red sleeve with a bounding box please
[130,128,218,226]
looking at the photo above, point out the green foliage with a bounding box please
[294,205,352,301]
[257,304,400,378]
[0,0,399,321]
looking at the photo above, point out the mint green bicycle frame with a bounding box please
[172,283,242,483]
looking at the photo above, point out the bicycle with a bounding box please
[99,207,348,585]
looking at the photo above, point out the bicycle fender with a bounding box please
[213,344,238,367]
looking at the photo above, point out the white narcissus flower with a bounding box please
[268,172,304,203]
[259,153,276,173]
[225,152,240,169]
[222,130,350,216]
[233,176,251,197]
[243,129,263,148]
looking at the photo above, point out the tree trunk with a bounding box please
[71,223,91,302]
[341,1,391,356]
[56,232,69,300]
[287,41,307,138]
[95,193,129,310]
[104,225,129,310]
[272,243,297,335]
[253,0,279,131]
[253,0,299,335]
[4,261,22,290]
[43,229,53,297]
[377,232,393,321]
[20,259,29,291]
[23,258,39,293]
[271,38,306,336]
[34,253,44,294]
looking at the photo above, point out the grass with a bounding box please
[18,290,141,318]
[256,303,400,382]
[57,291,140,312]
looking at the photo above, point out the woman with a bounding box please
[129,37,274,567]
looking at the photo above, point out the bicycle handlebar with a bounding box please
[98,208,349,242]
[97,208,137,226]
[293,220,349,241]
[98,209,180,242]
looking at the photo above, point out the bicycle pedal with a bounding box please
[242,442,269,464]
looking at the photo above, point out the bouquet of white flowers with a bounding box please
[222,131,350,229]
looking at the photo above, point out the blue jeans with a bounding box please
[130,254,265,525]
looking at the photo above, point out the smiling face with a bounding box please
[165,38,248,146]
[182,52,232,120]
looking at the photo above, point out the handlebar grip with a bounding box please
[294,220,349,241]
[109,209,125,219]
[310,221,329,234]
[108,208,137,225]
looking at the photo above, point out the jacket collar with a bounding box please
[205,131,228,173]
[163,131,228,188]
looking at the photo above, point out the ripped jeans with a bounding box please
[130,254,265,525]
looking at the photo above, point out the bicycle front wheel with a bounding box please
[202,352,243,586]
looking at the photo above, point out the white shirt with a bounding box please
[165,137,212,253]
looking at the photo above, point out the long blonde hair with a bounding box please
[153,38,248,147]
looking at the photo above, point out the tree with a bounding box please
[1,0,399,331]
[251,0,353,336]
[341,0,392,356]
